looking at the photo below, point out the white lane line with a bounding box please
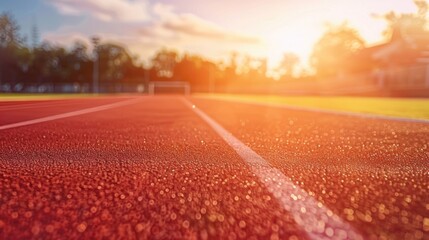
[0,97,132,110]
[0,101,87,111]
[197,97,429,124]
[0,98,140,131]
[183,98,363,240]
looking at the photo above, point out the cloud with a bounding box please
[46,0,150,22]
[43,1,263,64]
[46,1,261,44]
[161,14,261,44]
[142,3,261,44]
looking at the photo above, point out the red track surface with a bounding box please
[0,95,428,239]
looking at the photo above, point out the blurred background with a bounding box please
[0,0,428,97]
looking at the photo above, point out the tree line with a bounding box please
[0,0,427,93]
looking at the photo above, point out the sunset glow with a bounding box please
[1,0,419,69]
[1,1,429,239]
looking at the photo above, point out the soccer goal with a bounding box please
[148,81,191,95]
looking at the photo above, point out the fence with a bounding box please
[0,82,146,93]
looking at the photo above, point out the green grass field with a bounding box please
[2,93,428,121]
[197,94,429,121]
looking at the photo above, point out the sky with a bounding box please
[0,0,419,71]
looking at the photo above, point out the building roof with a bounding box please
[345,26,429,73]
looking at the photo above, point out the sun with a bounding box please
[259,24,323,73]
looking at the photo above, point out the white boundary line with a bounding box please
[197,97,429,124]
[183,98,363,240]
[0,98,140,131]
[0,101,89,111]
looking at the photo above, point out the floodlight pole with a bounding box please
[91,36,100,94]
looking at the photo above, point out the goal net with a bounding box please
[148,81,191,95]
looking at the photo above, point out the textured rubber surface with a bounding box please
[1,96,302,239]
[192,97,429,240]
[0,95,428,239]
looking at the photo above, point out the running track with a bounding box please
[0,95,428,239]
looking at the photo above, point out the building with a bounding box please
[348,24,429,91]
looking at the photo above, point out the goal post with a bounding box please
[148,81,191,95]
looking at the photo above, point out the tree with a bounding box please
[97,43,133,83]
[276,53,299,80]
[310,23,365,77]
[174,54,200,83]
[151,49,178,78]
[67,41,91,84]
[0,12,22,49]
[0,12,25,85]
[236,55,268,83]
[383,0,428,38]
[28,42,67,84]
[224,52,238,81]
